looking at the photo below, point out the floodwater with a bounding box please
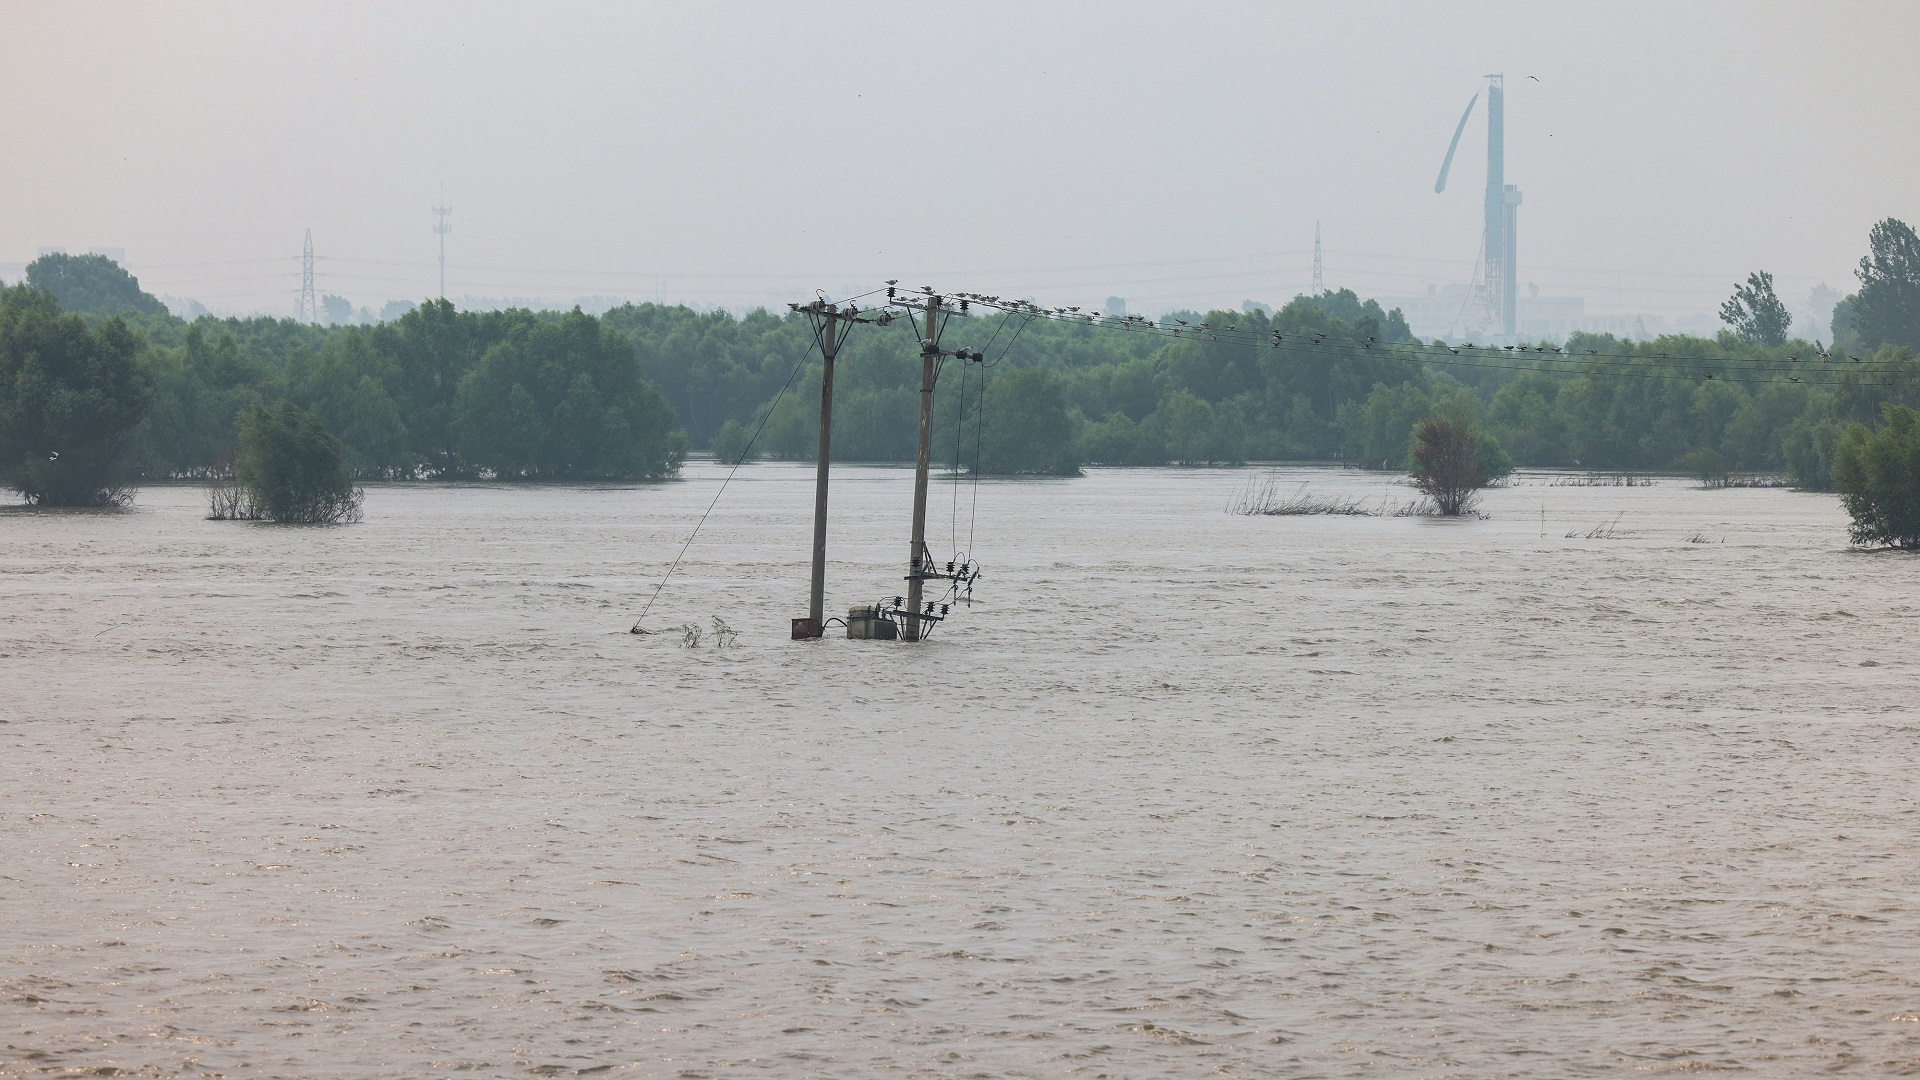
[3,463,1917,1078]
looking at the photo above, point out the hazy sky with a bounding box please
[5,1,1916,323]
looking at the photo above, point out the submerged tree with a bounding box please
[233,401,363,523]
[1720,271,1792,347]
[0,284,153,505]
[1409,416,1496,516]
[1832,403,1920,548]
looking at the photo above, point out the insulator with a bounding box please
[893,596,903,606]
[887,286,895,299]
[945,562,954,573]
[940,604,950,615]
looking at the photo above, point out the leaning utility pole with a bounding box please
[788,298,873,638]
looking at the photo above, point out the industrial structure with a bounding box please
[1434,74,1521,338]
[432,203,452,299]
[298,229,317,323]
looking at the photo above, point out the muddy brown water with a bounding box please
[3,464,1917,1077]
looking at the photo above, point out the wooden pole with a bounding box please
[806,307,841,636]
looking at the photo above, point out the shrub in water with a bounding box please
[1409,416,1500,516]
[1833,403,1920,548]
[1679,447,1732,488]
[234,401,363,524]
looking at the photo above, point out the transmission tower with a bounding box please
[299,229,317,322]
[1311,221,1324,295]
[432,203,452,299]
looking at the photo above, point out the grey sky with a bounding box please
[5,1,1915,324]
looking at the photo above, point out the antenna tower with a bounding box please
[1311,222,1324,295]
[432,202,452,299]
[299,229,317,322]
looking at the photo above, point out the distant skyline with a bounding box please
[4,1,1914,329]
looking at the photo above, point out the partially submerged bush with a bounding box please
[1231,477,1376,516]
[1409,416,1500,516]
[1679,447,1732,488]
[233,401,363,524]
[1833,403,1920,548]
[205,458,262,520]
[1229,476,1434,518]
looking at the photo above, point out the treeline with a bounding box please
[1,253,687,491]
[7,219,1920,505]
[610,276,1920,489]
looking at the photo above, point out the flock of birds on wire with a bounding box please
[848,284,1912,390]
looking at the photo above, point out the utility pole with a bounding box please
[432,202,452,299]
[788,298,874,638]
[905,293,941,642]
[886,288,974,642]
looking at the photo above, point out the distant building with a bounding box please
[1104,296,1127,317]
[1515,295,1585,341]
[1382,283,1694,343]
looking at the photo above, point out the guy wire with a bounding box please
[629,316,822,632]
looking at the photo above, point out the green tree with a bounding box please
[1409,416,1494,516]
[0,284,154,504]
[233,400,362,524]
[1340,381,1430,467]
[1078,410,1164,465]
[710,418,758,465]
[1720,271,1792,347]
[1150,389,1221,465]
[24,253,168,317]
[1832,403,1920,548]
[979,368,1079,474]
[287,329,410,476]
[1487,371,1569,465]
[1783,416,1844,490]
[134,321,274,477]
[455,309,686,479]
[1678,447,1732,487]
[1853,218,1920,351]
